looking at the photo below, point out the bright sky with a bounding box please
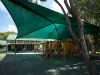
[0,0,67,33]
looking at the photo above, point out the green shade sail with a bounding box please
[1,0,100,40]
[21,23,100,40]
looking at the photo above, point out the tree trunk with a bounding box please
[72,5,97,75]
[67,0,98,74]
[55,0,98,74]
[64,0,98,75]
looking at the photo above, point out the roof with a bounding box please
[7,34,56,41]
[0,40,6,45]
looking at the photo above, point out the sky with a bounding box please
[0,0,67,33]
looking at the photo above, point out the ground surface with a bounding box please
[0,53,6,61]
[0,54,99,75]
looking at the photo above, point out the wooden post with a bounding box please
[63,42,66,60]
[14,39,17,54]
[50,41,52,60]
[6,40,8,54]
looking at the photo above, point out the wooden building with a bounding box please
[6,34,52,52]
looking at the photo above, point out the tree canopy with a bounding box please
[75,0,100,26]
[38,0,100,26]
[0,32,16,40]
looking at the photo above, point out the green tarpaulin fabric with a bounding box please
[20,23,100,40]
[1,0,100,40]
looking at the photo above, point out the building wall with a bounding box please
[7,40,45,52]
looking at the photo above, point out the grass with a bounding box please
[0,53,6,60]
[96,51,100,54]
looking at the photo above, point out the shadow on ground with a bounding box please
[0,54,99,75]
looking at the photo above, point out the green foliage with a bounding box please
[39,0,100,26]
[75,0,100,26]
[0,53,6,59]
[0,32,16,40]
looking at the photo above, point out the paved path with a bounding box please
[0,54,99,75]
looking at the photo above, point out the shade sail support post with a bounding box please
[14,39,17,54]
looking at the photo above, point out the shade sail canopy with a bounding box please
[2,0,100,40]
[20,23,100,40]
